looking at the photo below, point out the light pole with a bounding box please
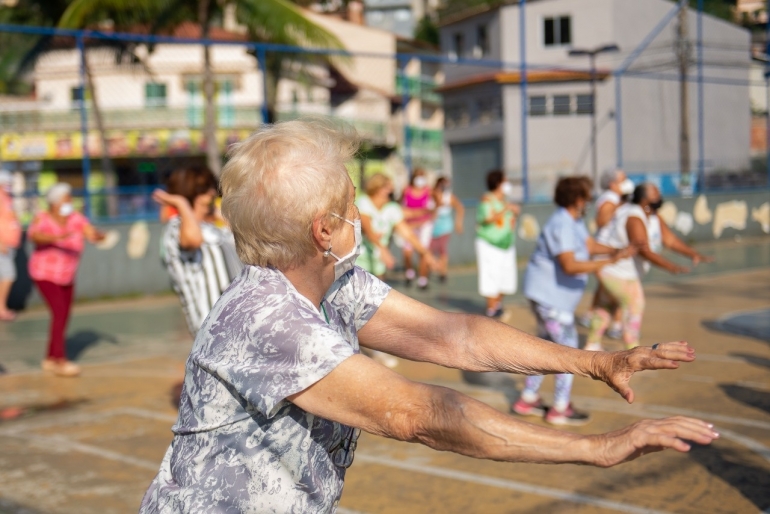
[569,44,620,189]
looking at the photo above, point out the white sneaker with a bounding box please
[583,343,604,352]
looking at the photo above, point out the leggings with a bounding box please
[522,301,578,408]
[35,280,74,360]
[587,272,645,349]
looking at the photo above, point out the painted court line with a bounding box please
[355,454,671,514]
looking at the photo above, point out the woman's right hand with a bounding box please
[152,189,186,208]
[611,246,637,262]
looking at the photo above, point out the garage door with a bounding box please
[450,139,502,204]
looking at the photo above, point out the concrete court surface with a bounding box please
[0,236,768,514]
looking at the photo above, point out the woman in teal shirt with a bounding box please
[475,170,520,317]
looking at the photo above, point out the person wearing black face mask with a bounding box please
[586,183,713,352]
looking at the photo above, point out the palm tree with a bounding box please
[59,0,345,175]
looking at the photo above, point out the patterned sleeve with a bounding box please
[162,216,199,264]
[201,294,356,418]
[328,267,392,331]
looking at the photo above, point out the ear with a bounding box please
[312,215,333,252]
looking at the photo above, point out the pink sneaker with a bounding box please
[544,403,590,426]
[511,397,546,417]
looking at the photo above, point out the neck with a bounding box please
[281,256,334,308]
[565,205,581,220]
[492,189,504,200]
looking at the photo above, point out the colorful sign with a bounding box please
[0,128,253,161]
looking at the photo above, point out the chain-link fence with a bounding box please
[0,4,767,222]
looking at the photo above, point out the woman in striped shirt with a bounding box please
[154,167,241,336]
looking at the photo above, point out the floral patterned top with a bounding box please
[141,265,391,513]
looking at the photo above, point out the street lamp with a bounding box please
[569,44,620,190]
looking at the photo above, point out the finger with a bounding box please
[652,418,720,445]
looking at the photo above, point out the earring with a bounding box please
[323,245,332,257]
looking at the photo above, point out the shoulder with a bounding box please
[356,195,375,212]
[70,212,89,227]
[596,191,620,209]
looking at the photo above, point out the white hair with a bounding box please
[599,168,623,190]
[220,118,359,270]
[46,182,72,205]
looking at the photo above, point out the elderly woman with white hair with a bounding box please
[27,183,104,377]
[140,119,718,514]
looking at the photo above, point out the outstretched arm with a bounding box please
[359,290,695,404]
[659,217,713,264]
[627,217,689,274]
[289,354,718,467]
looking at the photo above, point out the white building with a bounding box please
[0,15,443,196]
[438,0,752,201]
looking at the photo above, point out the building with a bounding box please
[0,13,443,219]
[363,0,442,39]
[438,0,752,201]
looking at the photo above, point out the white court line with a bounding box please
[336,508,368,514]
[354,454,671,514]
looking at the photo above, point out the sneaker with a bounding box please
[545,404,590,426]
[576,313,592,328]
[417,277,429,290]
[404,269,416,287]
[511,397,546,417]
[438,275,447,284]
[583,342,604,352]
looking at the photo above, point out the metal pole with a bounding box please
[697,0,705,192]
[77,33,91,218]
[258,46,269,124]
[400,58,412,177]
[590,52,598,189]
[519,0,529,202]
[677,3,691,193]
[615,73,623,168]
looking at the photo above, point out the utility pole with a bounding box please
[676,2,691,192]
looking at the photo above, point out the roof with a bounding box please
[436,69,611,92]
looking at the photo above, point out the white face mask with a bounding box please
[413,176,428,189]
[59,202,74,217]
[619,179,635,195]
[501,181,514,197]
[327,214,362,281]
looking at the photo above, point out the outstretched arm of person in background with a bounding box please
[627,217,689,274]
[289,353,718,468]
[659,218,713,265]
[83,223,106,244]
[359,289,695,405]
[556,245,635,276]
[152,189,203,250]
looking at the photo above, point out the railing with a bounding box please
[395,74,442,104]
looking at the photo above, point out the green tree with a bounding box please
[60,0,344,174]
[414,15,439,47]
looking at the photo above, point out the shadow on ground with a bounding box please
[719,384,770,416]
[730,353,770,370]
[0,497,47,514]
[689,444,770,512]
[65,330,118,360]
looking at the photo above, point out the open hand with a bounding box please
[589,416,719,467]
[692,254,714,266]
[152,189,186,208]
[593,341,696,404]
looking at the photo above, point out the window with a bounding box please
[145,82,167,109]
[544,16,571,46]
[552,94,571,115]
[529,95,547,116]
[476,97,502,124]
[474,24,489,58]
[576,94,593,115]
[452,32,464,59]
[70,86,88,110]
[445,103,470,128]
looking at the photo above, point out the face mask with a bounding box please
[327,214,362,281]
[501,181,513,197]
[413,176,428,189]
[59,202,74,217]
[649,198,664,212]
[619,179,635,195]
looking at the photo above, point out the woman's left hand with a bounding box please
[592,341,696,404]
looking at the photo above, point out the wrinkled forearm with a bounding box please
[444,314,604,379]
[413,384,596,464]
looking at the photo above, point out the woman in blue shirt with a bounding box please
[516,177,633,425]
